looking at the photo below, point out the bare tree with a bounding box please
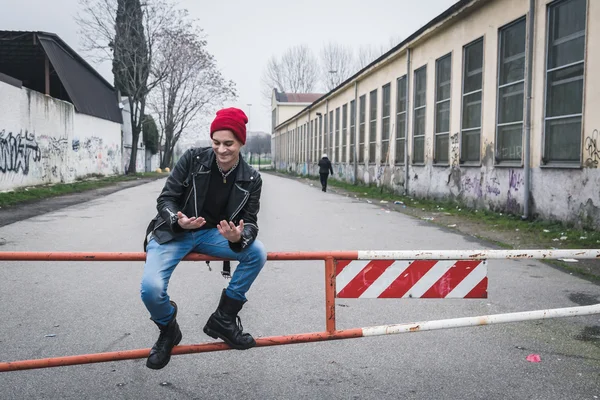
[150,26,237,169]
[320,42,355,91]
[355,44,385,71]
[261,45,320,103]
[76,0,181,174]
[354,36,403,71]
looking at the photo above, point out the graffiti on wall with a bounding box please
[0,130,42,175]
[584,129,599,168]
[508,169,524,191]
[37,134,69,180]
[461,175,483,198]
[450,132,459,167]
[485,176,501,196]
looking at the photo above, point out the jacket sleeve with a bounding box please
[329,160,334,175]
[156,150,192,233]
[229,175,262,252]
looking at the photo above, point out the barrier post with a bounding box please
[325,256,336,334]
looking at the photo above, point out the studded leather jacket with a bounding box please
[144,147,262,252]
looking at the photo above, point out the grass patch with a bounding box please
[0,172,165,208]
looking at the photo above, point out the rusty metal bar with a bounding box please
[0,329,363,372]
[0,251,358,262]
[0,249,598,262]
[3,302,599,373]
[325,256,336,333]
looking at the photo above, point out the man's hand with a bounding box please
[217,219,244,243]
[177,211,206,230]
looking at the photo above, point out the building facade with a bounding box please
[0,31,123,190]
[272,0,600,228]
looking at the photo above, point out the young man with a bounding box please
[318,154,333,192]
[141,107,267,370]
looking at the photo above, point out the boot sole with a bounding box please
[146,331,183,370]
[203,326,256,350]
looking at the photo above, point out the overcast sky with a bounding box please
[1,0,458,138]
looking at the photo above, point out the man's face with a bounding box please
[211,130,242,167]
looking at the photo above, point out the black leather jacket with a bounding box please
[144,147,262,252]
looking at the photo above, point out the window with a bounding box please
[335,107,340,162]
[395,76,407,164]
[461,38,484,163]
[319,115,323,158]
[329,110,334,157]
[350,100,356,163]
[272,109,276,133]
[381,83,391,163]
[359,95,366,162]
[303,124,307,162]
[312,119,317,162]
[497,18,526,163]
[544,0,586,163]
[299,125,303,163]
[369,89,378,163]
[324,113,328,157]
[342,104,348,163]
[435,54,452,164]
[413,66,427,164]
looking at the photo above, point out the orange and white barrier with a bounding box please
[0,249,598,372]
[336,260,487,298]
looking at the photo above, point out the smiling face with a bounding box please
[211,130,242,170]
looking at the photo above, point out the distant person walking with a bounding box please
[318,154,334,192]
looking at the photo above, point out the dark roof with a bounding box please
[274,89,324,103]
[275,0,475,130]
[0,31,122,124]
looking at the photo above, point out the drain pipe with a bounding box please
[522,0,534,220]
[404,48,411,196]
[308,109,311,175]
[325,99,329,157]
[353,81,358,184]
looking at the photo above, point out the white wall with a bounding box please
[0,81,122,191]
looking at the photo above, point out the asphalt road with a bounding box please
[0,173,599,399]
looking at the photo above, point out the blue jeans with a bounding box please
[141,228,267,325]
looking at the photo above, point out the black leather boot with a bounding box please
[146,300,182,370]
[203,289,256,350]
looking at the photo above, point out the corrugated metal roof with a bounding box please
[0,31,122,124]
[38,36,122,124]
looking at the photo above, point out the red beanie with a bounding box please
[210,107,248,144]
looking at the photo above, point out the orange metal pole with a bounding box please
[0,329,364,372]
[0,251,360,262]
[325,256,336,334]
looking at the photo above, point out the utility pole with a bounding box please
[247,103,255,169]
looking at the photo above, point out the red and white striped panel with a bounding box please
[335,259,487,298]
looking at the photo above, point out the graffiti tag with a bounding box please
[508,169,524,190]
[0,130,42,175]
[584,129,599,168]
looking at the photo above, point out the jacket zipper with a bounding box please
[230,185,250,221]
[193,176,198,216]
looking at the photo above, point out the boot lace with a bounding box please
[154,328,169,350]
